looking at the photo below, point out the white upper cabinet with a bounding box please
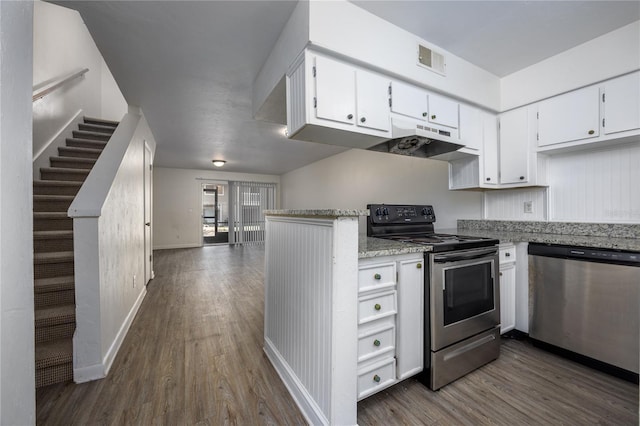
[482,112,499,185]
[314,55,357,126]
[428,94,459,129]
[389,81,459,130]
[389,80,428,120]
[356,69,391,132]
[499,107,531,184]
[287,51,391,149]
[602,71,640,135]
[458,104,483,151]
[537,85,600,147]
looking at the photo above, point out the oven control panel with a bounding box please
[368,204,436,224]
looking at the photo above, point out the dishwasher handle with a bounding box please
[528,243,640,266]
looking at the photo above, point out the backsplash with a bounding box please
[458,219,640,239]
[484,142,640,223]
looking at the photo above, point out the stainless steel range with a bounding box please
[367,204,501,390]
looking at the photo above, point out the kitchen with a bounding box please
[18,0,639,424]
[259,1,640,425]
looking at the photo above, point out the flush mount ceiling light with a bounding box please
[212,160,226,167]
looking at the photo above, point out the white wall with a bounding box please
[72,112,157,381]
[485,20,640,224]
[484,142,640,223]
[32,1,127,161]
[280,149,483,231]
[308,0,501,110]
[0,1,36,424]
[98,116,151,369]
[484,187,547,221]
[501,20,640,111]
[154,167,280,249]
[548,142,640,223]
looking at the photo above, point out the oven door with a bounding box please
[430,247,500,351]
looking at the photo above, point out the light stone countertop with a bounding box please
[264,209,368,218]
[447,220,640,252]
[358,236,428,259]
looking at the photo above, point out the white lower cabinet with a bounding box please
[499,244,516,334]
[357,253,424,400]
[357,358,397,400]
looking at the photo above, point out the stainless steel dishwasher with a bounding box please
[529,243,639,380]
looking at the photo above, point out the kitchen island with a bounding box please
[263,210,425,425]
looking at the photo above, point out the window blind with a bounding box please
[228,181,277,245]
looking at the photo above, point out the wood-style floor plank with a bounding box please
[36,246,638,425]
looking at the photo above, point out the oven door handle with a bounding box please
[433,247,498,263]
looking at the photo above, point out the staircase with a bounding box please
[34,116,118,388]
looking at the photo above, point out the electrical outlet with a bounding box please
[524,201,533,214]
[133,274,136,288]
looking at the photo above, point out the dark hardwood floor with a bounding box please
[37,246,639,425]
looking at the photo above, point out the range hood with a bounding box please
[368,116,464,158]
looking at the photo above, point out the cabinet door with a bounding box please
[499,265,516,334]
[458,104,482,151]
[396,258,424,380]
[314,55,356,125]
[356,70,391,132]
[538,85,600,146]
[499,107,530,184]
[389,80,427,121]
[482,112,499,185]
[428,93,459,129]
[603,72,640,135]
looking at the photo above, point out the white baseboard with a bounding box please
[153,243,201,250]
[263,338,328,426]
[102,286,147,375]
[74,362,105,383]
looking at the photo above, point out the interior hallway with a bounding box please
[36,245,638,425]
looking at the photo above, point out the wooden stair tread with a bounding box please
[33,194,75,201]
[34,251,74,264]
[35,304,75,322]
[78,123,116,133]
[33,230,73,239]
[34,276,74,293]
[50,156,97,164]
[65,137,107,146]
[35,339,73,369]
[72,130,110,140]
[34,180,83,187]
[34,212,68,219]
[40,167,90,174]
[58,146,103,155]
[84,116,119,127]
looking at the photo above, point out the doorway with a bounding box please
[202,183,229,245]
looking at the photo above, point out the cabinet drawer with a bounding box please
[358,261,396,293]
[357,358,396,401]
[358,290,397,324]
[499,244,516,264]
[358,321,395,364]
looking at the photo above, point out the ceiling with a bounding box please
[56,1,639,175]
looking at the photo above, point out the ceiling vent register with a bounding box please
[418,44,446,76]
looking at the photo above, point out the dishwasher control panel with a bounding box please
[529,243,640,266]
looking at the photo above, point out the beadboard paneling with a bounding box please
[484,187,547,221]
[265,217,333,418]
[549,142,640,222]
[286,58,306,135]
